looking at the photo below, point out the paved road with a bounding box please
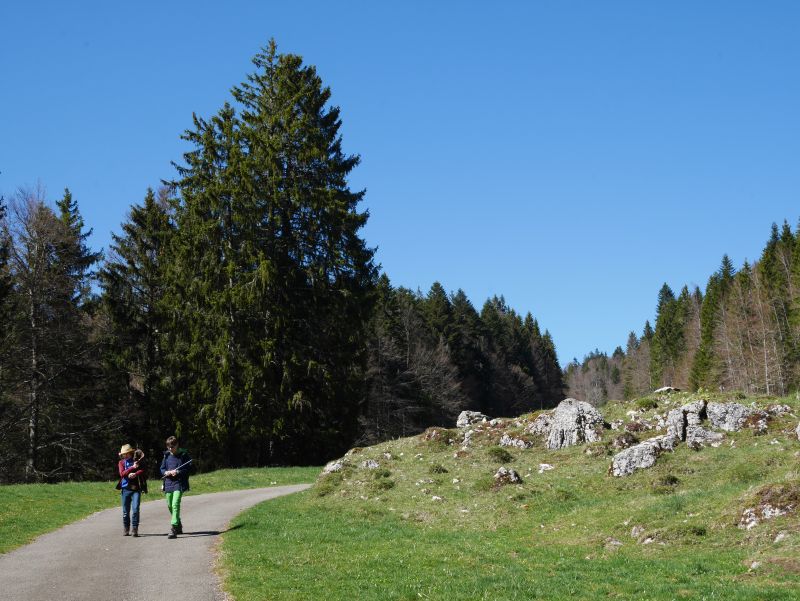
[0,484,311,601]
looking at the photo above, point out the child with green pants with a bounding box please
[160,436,192,539]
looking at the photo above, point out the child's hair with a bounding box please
[166,436,178,448]
[133,449,145,461]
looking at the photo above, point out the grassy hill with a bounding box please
[220,392,800,600]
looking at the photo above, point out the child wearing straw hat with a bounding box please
[117,444,146,537]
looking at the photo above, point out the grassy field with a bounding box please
[0,466,319,554]
[219,392,800,600]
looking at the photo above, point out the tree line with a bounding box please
[566,222,800,403]
[0,42,564,483]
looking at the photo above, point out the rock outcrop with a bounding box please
[546,398,604,450]
[610,435,677,477]
[524,412,553,436]
[322,460,345,474]
[706,402,752,431]
[493,466,523,486]
[499,433,533,449]
[666,400,707,441]
[457,411,489,428]
[686,426,724,448]
[654,386,680,394]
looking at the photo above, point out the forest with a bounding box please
[566,224,800,404]
[0,43,563,483]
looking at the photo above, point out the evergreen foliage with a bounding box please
[0,42,566,480]
[1,188,108,482]
[99,187,175,459]
[578,223,800,400]
[164,41,377,466]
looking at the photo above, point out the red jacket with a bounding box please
[117,458,147,492]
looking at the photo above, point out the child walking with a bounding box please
[160,436,192,539]
[117,444,147,537]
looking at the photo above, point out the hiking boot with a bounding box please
[175,522,183,535]
[167,526,177,539]
[132,528,139,537]
[123,528,130,536]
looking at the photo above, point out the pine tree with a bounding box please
[166,41,377,465]
[99,188,175,457]
[5,189,104,481]
[422,282,453,343]
[651,283,683,386]
[688,256,735,391]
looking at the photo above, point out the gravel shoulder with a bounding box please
[0,485,310,601]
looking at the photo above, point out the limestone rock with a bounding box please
[499,433,533,449]
[524,412,553,437]
[766,404,792,417]
[707,402,752,432]
[796,422,800,442]
[322,460,345,474]
[666,400,707,441]
[457,410,489,428]
[494,466,523,486]
[361,459,380,470]
[686,426,724,448]
[545,398,604,450]
[610,435,677,477]
[740,504,789,530]
[654,386,680,394]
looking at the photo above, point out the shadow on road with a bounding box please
[133,524,243,538]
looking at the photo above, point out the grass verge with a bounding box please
[0,466,319,554]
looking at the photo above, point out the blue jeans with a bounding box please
[121,488,141,529]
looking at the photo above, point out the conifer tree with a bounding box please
[99,188,175,456]
[651,284,681,386]
[690,273,721,390]
[422,282,453,343]
[6,189,103,480]
[166,41,376,465]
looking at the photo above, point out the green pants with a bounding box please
[165,490,183,526]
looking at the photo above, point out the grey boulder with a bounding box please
[546,398,604,450]
[610,435,678,477]
[706,402,752,432]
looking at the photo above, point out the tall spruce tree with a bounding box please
[5,189,104,481]
[99,188,175,457]
[166,41,376,465]
[690,255,735,390]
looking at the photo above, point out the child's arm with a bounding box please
[119,460,139,478]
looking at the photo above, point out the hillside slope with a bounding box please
[221,392,800,600]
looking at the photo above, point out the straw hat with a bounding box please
[119,444,135,456]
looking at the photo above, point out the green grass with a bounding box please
[0,466,319,554]
[220,393,800,600]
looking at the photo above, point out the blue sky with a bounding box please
[2,2,799,365]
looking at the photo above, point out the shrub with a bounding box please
[487,447,513,463]
[373,469,392,480]
[635,398,658,411]
[429,464,449,474]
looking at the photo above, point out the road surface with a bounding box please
[0,484,311,601]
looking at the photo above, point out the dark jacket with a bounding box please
[160,449,192,493]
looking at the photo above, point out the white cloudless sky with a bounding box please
[1,1,798,365]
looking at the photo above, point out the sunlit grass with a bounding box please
[0,466,319,554]
[220,393,800,600]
